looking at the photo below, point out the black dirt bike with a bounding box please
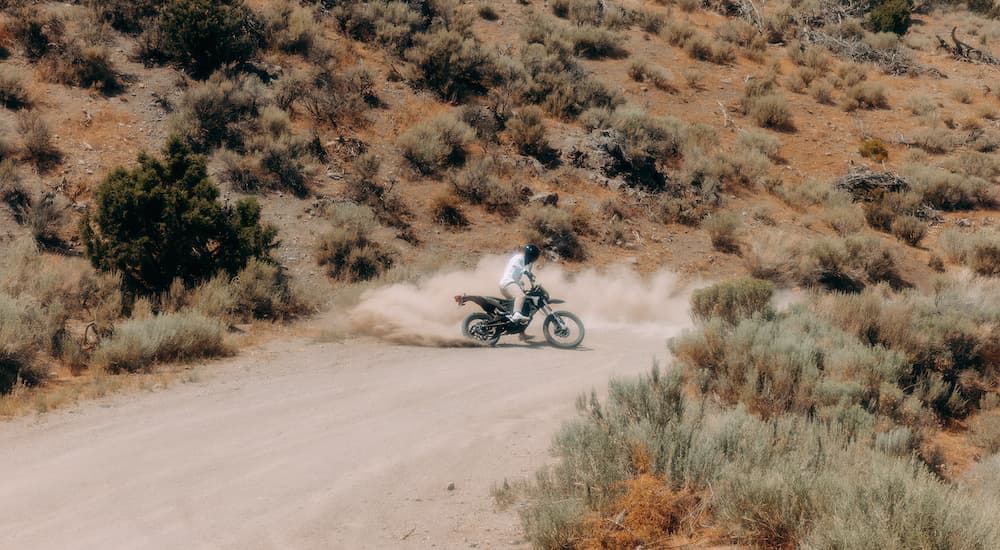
[454,274,585,349]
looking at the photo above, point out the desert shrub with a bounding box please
[430,192,469,227]
[859,137,889,161]
[664,20,696,46]
[522,205,586,261]
[507,106,554,161]
[683,33,735,64]
[715,19,759,49]
[822,202,866,236]
[517,41,621,119]
[837,62,868,88]
[89,0,160,34]
[25,192,68,250]
[406,29,496,100]
[785,66,817,93]
[0,293,46,394]
[398,113,475,174]
[16,111,59,167]
[564,24,626,59]
[609,107,687,191]
[478,4,499,20]
[810,79,835,104]
[220,107,317,195]
[0,160,26,214]
[157,0,262,78]
[741,77,794,130]
[910,126,957,154]
[91,311,228,373]
[943,152,1000,180]
[788,42,832,71]
[703,212,741,253]
[971,412,1000,454]
[451,158,523,215]
[43,42,121,92]
[843,82,888,111]
[228,258,311,321]
[691,277,774,325]
[315,226,394,282]
[261,0,325,60]
[868,0,913,35]
[172,72,266,153]
[8,8,64,60]
[303,64,379,127]
[798,236,903,292]
[736,130,782,159]
[460,104,504,141]
[902,164,996,210]
[628,59,674,91]
[81,137,277,295]
[0,67,30,109]
[512,364,1000,549]
[890,215,926,246]
[906,94,936,115]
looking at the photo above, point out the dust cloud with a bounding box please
[347,256,696,347]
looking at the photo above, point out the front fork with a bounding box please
[540,304,567,330]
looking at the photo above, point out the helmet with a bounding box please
[524,244,540,264]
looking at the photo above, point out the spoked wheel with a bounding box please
[462,312,502,346]
[542,311,585,349]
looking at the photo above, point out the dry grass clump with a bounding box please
[627,58,675,91]
[971,412,1000,454]
[451,158,524,216]
[406,28,497,100]
[683,33,736,64]
[736,130,782,160]
[522,205,587,261]
[909,125,957,154]
[690,277,773,325]
[186,258,312,322]
[91,312,229,374]
[797,236,904,292]
[398,113,475,174]
[905,94,937,116]
[741,76,794,130]
[43,42,122,92]
[702,212,741,253]
[261,0,328,61]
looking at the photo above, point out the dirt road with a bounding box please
[0,326,669,550]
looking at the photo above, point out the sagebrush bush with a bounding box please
[316,226,394,282]
[398,113,475,174]
[92,312,229,373]
[691,277,774,325]
[406,29,496,100]
[609,107,687,190]
[799,236,904,292]
[910,126,956,154]
[507,106,553,160]
[81,137,277,294]
[451,158,523,215]
[157,0,262,78]
[517,41,621,119]
[971,412,1000,454]
[736,130,782,159]
[430,192,469,227]
[228,258,311,321]
[8,8,63,61]
[683,33,736,64]
[902,164,997,210]
[843,82,888,111]
[742,77,794,130]
[703,213,741,253]
[90,0,160,34]
[43,43,121,92]
[172,72,266,153]
[17,111,59,167]
[219,107,318,195]
[890,215,926,246]
[522,205,586,261]
[303,64,379,127]
[905,94,936,115]
[262,0,326,60]
[0,67,31,109]
[0,293,46,394]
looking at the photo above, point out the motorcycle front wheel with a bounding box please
[542,311,585,349]
[462,312,502,346]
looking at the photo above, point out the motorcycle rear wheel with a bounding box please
[462,312,502,346]
[542,311,585,349]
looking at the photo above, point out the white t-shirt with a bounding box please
[499,253,530,287]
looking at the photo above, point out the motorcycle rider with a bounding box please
[499,244,540,323]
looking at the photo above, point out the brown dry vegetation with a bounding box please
[2,0,1000,544]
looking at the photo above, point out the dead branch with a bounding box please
[937,27,1000,66]
[801,29,944,77]
[834,167,910,198]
